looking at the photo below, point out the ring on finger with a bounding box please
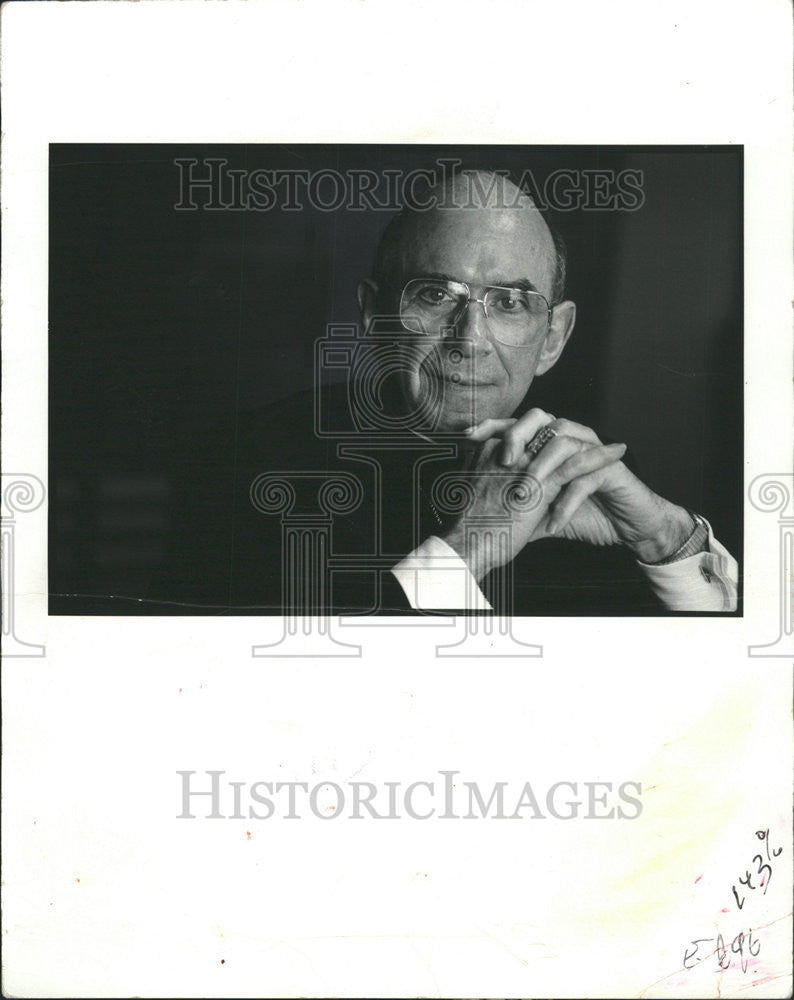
[525,423,558,458]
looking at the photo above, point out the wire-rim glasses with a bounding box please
[399,276,552,348]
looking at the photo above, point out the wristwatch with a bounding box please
[652,511,710,565]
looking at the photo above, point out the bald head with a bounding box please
[373,170,567,307]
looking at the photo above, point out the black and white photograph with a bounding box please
[49,144,742,617]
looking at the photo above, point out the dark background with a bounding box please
[49,144,742,613]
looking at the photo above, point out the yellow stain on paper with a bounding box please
[552,680,765,938]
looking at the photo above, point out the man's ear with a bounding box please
[534,300,576,375]
[357,279,378,334]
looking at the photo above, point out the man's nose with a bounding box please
[449,299,493,355]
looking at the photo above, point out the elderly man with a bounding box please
[158,170,737,616]
[351,170,738,613]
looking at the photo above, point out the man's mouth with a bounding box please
[441,373,494,387]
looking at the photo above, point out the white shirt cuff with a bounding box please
[636,520,738,611]
[390,535,493,611]
[391,524,738,614]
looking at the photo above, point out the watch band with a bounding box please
[652,511,710,565]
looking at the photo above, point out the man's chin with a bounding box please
[430,396,507,434]
[401,378,510,433]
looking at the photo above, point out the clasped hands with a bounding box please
[441,408,695,583]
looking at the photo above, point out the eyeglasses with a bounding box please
[399,277,552,348]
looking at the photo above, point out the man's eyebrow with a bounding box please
[413,271,461,284]
[414,272,542,293]
[490,276,542,293]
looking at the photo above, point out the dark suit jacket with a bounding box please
[149,382,665,616]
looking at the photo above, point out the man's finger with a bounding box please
[504,414,605,466]
[520,439,625,516]
[550,441,626,485]
[550,417,602,447]
[519,434,584,483]
[499,408,556,464]
[546,468,610,535]
[463,408,556,448]
[463,417,516,442]
[525,435,624,484]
